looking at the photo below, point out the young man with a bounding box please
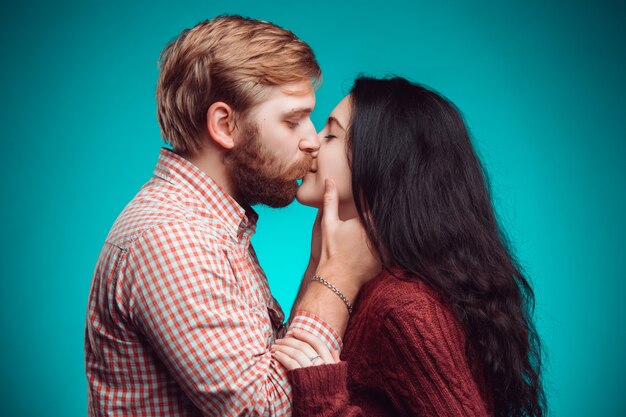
[85,15,378,416]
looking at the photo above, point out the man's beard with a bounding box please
[224,122,313,208]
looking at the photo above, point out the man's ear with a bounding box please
[206,102,237,150]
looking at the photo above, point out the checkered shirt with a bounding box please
[85,148,341,416]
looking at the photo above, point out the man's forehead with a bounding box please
[257,82,316,112]
[280,82,315,97]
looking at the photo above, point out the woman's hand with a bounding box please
[271,328,340,370]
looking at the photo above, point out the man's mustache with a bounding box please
[284,153,314,181]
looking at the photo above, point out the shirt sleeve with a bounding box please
[123,221,292,416]
[285,311,343,352]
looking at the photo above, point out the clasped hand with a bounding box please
[271,328,340,370]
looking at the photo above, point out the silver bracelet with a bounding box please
[311,275,353,314]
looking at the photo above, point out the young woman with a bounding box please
[271,76,545,417]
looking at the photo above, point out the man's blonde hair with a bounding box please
[156,15,321,154]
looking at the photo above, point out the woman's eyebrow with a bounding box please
[328,116,345,131]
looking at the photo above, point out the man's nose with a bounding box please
[299,120,320,155]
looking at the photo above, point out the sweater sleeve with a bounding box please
[287,362,365,417]
[380,297,490,417]
[285,294,490,417]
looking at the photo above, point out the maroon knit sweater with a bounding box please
[287,270,493,417]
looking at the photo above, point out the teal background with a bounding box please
[1,0,624,415]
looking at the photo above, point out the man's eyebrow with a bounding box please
[282,107,314,118]
[328,116,345,131]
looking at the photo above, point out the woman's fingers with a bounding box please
[290,329,337,364]
[274,337,318,360]
[271,344,312,368]
[272,349,301,370]
[271,329,343,370]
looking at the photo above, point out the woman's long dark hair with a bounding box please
[348,76,545,417]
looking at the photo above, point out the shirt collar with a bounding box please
[152,148,258,238]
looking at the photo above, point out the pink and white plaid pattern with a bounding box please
[85,148,341,416]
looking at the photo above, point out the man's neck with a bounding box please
[182,146,238,200]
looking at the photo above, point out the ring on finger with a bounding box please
[309,355,323,365]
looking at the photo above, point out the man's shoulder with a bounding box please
[104,178,228,250]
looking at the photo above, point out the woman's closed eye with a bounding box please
[324,134,337,141]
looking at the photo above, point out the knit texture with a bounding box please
[287,271,493,417]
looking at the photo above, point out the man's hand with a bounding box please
[307,209,323,273]
[315,179,381,293]
[292,179,381,337]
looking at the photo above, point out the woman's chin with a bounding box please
[296,189,323,208]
